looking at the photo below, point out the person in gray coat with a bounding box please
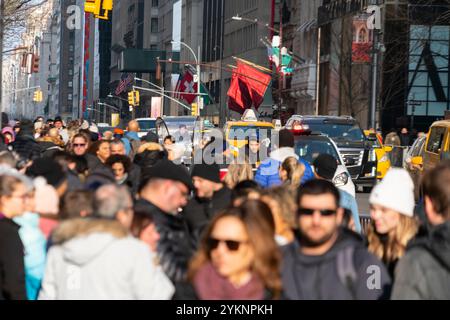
[39,184,174,300]
[391,161,450,299]
[281,179,391,300]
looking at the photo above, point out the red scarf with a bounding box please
[193,262,265,300]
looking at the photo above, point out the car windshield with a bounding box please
[137,120,156,131]
[294,139,341,164]
[228,125,273,140]
[307,123,365,143]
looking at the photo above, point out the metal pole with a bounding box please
[0,0,4,129]
[370,30,379,130]
[161,72,164,117]
[197,45,201,113]
[278,3,283,118]
[316,27,321,116]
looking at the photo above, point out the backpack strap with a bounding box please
[336,246,358,299]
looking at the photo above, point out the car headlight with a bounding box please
[333,172,349,187]
[379,153,389,163]
[369,149,377,162]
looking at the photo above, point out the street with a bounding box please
[356,192,371,217]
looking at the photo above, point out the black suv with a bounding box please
[286,115,377,191]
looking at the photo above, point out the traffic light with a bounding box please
[191,103,198,116]
[32,54,40,73]
[33,90,43,102]
[84,0,102,16]
[134,90,140,106]
[128,91,135,106]
[84,0,113,20]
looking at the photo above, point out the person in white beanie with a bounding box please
[367,168,419,278]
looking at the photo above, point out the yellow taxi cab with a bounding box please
[223,110,274,158]
[364,130,392,180]
[412,120,450,171]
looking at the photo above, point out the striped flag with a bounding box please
[115,73,134,96]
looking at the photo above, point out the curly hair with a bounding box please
[188,205,282,299]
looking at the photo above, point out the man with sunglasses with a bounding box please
[281,179,391,300]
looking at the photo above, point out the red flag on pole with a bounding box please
[175,69,198,104]
[227,62,271,114]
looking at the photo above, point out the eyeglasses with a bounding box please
[10,193,30,200]
[73,143,87,148]
[207,237,248,252]
[297,208,337,216]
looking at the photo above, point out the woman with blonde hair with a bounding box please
[187,203,282,300]
[279,156,305,188]
[367,168,419,278]
[224,158,254,189]
[261,186,297,245]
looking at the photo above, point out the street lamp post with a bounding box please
[98,102,120,124]
[135,77,164,117]
[171,40,201,113]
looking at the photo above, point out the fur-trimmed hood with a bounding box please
[52,218,129,266]
[52,218,128,245]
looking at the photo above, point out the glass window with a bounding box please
[152,0,158,7]
[151,18,158,33]
[294,139,341,165]
[426,127,446,154]
[305,123,365,143]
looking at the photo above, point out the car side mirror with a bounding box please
[411,156,423,166]
[384,146,393,152]
[344,157,356,166]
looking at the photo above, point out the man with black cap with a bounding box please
[313,154,361,234]
[255,129,314,188]
[182,163,232,243]
[135,159,195,297]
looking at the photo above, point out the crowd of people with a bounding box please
[0,115,449,300]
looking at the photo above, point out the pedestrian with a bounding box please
[105,154,132,187]
[399,128,410,147]
[122,120,141,159]
[223,158,254,189]
[281,179,391,299]
[88,140,111,165]
[39,184,174,300]
[255,129,313,188]
[0,172,34,300]
[279,156,305,189]
[231,180,262,206]
[110,140,141,195]
[130,210,161,253]
[53,117,69,145]
[391,161,450,299]
[187,206,282,300]
[313,154,362,234]
[260,186,297,246]
[10,119,43,162]
[367,168,419,278]
[135,160,195,289]
[183,162,232,243]
[59,190,94,220]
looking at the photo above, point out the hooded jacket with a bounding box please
[281,228,391,300]
[38,218,174,300]
[10,134,42,161]
[391,221,450,300]
[254,147,314,188]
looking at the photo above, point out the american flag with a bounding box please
[115,73,134,96]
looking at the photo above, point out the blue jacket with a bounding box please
[13,213,47,300]
[254,147,314,188]
[339,190,362,234]
[122,132,140,155]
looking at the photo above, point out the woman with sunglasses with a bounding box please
[0,172,33,300]
[187,203,282,300]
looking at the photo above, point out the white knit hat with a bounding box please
[369,168,415,217]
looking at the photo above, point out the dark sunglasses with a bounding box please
[207,237,247,252]
[73,143,86,147]
[297,208,337,216]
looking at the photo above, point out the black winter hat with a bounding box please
[141,131,159,143]
[313,154,338,180]
[278,129,294,148]
[141,159,194,190]
[26,158,67,188]
[191,163,221,183]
